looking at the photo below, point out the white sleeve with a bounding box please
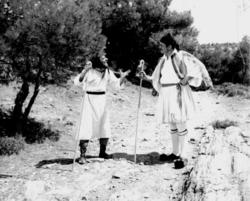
[108,70,122,89]
[151,57,164,92]
[74,69,89,87]
[74,74,82,86]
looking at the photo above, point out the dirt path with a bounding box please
[0,81,249,201]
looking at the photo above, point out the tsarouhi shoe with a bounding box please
[78,156,87,164]
[174,158,188,169]
[99,152,113,159]
[99,138,113,159]
[78,140,89,165]
[159,153,180,162]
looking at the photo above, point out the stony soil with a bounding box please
[0,79,249,201]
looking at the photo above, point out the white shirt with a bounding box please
[159,53,180,84]
[74,68,121,91]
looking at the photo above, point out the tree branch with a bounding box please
[0,59,13,66]
[23,57,43,120]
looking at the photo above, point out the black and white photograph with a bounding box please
[0,0,250,200]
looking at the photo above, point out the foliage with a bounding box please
[196,43,237,84]
[215,82,250,98]
[173,26,199,54]
[212,119,238,129]
[0,136,25,155]
[99,0,197,75]
[0,0,106,135]
[1,0,106,83]
[230,36,250,84]
[196,36,250,85]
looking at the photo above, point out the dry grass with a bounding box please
[212,119,238,129]
[215,82,250,98]
[0,136,25,155]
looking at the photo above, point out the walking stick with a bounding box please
[134,60,145,163]
[72,92,85,171]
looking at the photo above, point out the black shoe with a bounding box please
[159,153,180,162]
[78,156,87,164]
[99,138,113,159]
[99,152,113,159]
[174,158,188,169]
[78,140,89,165]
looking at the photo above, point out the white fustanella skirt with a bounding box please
[77,93,111,140]
[156,85,195,124]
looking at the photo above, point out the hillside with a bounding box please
[0,80,250,201]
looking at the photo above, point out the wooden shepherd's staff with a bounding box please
[134,59,146,163]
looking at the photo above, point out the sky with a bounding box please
[169,0,250,44]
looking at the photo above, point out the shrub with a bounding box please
[212,119,238,129]
[215,82,250,98]
[0,136,25,155]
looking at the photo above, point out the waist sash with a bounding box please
[161,83,178,87]
[86,91,105,95]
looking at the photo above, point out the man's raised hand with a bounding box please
[119,69,131,78]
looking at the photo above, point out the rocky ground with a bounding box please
[0,79,250,201]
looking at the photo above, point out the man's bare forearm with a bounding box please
[79,69,90,82]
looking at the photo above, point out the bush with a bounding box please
[0,136,25,155]
[196,43,237,84]
[215,82,250,98]
[196,36,250,85]
[212,119,238,129]
[0,63,15,84]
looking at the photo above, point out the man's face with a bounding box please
[101,55,108,66]
[159,42,173,56]
[85,61,92,68]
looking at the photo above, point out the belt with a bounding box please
[161,83,182,109]
[161,83,179,87]
[86,91,105,95]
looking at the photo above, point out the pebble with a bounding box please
[189,138,196,144]
[112,175,120,179]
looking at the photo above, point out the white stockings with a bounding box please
[170,122,188,157]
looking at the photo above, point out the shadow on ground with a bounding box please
[35,151,170,169]
[35,155,106,168]
[113,152,170,165]
[0,174,14,179]
[0,108,60,144]
[35,158,74,168]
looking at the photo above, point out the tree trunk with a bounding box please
[23,68,42,121]
[12,79,29,135]
[12,54,31,135]
[243,55,250,85]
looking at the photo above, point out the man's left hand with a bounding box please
[119,69,131,78]
[180,77,189,85]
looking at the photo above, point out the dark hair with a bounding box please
[160,33,179,50]
[91,56,107,70]
[91,56,108,78]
